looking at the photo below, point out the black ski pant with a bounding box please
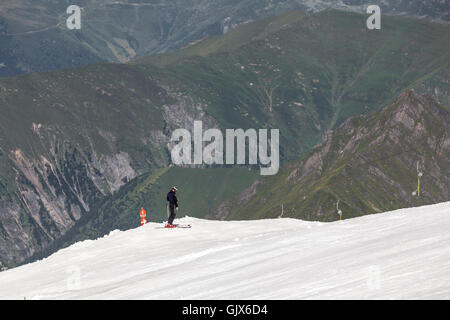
[168,204,176,225]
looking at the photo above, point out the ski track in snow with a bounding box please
[0,202,449,300]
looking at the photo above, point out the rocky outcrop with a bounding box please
[218,91,450,221]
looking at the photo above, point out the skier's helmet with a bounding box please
[172,186,178,192]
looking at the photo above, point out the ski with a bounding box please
[155,224,192,229]
[168,224,191,228]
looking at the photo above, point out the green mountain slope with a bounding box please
[23,166,259,264]
[138,9,450,154]
[76,166,259,234]
[212,91,449,221]
[1,0,449,77]
[0,9,448,268]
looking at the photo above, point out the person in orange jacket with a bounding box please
[140,207,147,226]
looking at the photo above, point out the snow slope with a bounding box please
[0,202,449,300]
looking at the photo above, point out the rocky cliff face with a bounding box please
[0,64,219,269]
[0,116,218,270]
[214,91,450,221]
[0,133,139,269]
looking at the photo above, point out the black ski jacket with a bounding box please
[167,190,178,208]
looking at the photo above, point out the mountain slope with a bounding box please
[0,62,214,269]
[0,202,449,299]
[24,166,259,264]
[0,10,448,268]
[212,91,450,221]
[140,8,450,125]
[1,0,449,77]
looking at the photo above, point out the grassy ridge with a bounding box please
[138,10,450,157]
[3,0,448,77]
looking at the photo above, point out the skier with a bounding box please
[166,186,178,228]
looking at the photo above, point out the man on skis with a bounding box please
[166,186,178,227]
